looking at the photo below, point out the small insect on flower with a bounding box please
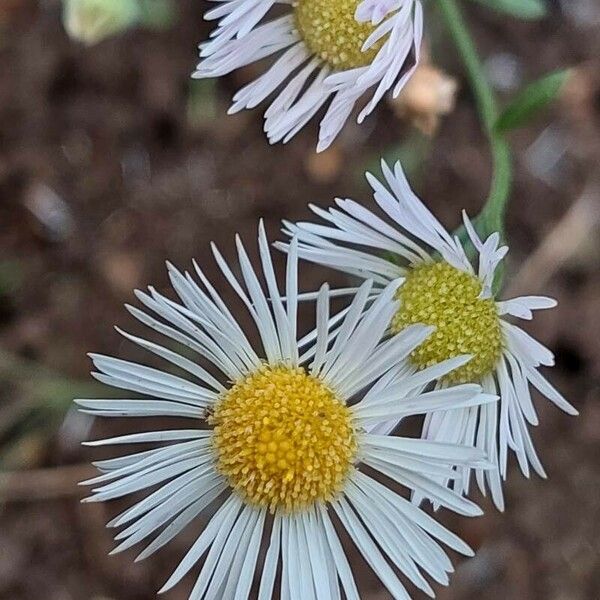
[78,224,496,599]
[280,160,579,511]
[193,0,422,152]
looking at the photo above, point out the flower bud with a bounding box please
[63,0,141,45]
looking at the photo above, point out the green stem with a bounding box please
[437,0,512,238]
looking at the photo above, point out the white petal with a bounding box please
[522,361,579,416]
[136,482,227,561]
[332,497,411,600]
[502,322,555,367]
[258,514,282,600]
[159,494,241,593]
[83,429,210,447]
[363,456,484,517]
[497,295,557,319]
[222,507,267,599]
[317,505,360,600]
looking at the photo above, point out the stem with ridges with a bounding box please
[437,0,512,239]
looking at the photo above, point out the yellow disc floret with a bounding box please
[294,0,385,70]
[210,365,357,513]
[391,261,503,384]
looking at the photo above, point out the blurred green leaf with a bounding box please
[469,0,547,20]
[187,80,219,129]
[495,69,570,133]
[0,260,23,296]
[62,0,142,45]
[362,131,431,187]
[0,348,103,468]
[138,0,177,30]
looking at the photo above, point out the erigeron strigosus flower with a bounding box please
[78,224,496,599]
[194,0,422,151]
[280,160,578,511]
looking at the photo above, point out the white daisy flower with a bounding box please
[194,0,423,151]
[280,160,578,511]
[78,223,496,599]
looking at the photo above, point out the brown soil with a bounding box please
[1,1,599,599]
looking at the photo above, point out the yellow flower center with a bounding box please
[391,261,503,384]
[294,0,384,70]
[210,365,357,513]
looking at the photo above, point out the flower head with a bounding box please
[281,160,578,511]
[390,260,503,384]
[79,223,495,598]
[194,0,422,151]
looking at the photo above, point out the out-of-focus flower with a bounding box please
[391,59,458,135]
[79,225,495,599]
[281,160,578,511]
[62,0,141,45]
[194,0,423,152]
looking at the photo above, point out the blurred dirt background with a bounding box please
[1,0,599,598]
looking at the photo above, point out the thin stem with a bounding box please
[437,0,512,238]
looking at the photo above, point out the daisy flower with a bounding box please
[280,160,578,511]
[78,223,496,599]
[194,0,422,151]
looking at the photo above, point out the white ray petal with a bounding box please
[317,505,360,600]
[497,295,557,319]
[309,284,331,376]
[258,514,282,600]
[109,465,218,528]
[522,360,579,415]
[363,456,483,517]
[345,482,436,595]
[355,384,497,424]
[362,435,489,466]
[76,398,204,419]
[159,495,241,593]
[258,220,294,361]
[82,439,207,485]
[502,321,555,367]
[223,507,266,599]
[301,511,335,600]
[332,498,411,600]
[115,328,225,393]
[83,429,210,447]
[135,482,227,561]
[235,234,282,363]
[197,505,257,598]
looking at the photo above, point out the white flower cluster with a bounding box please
[74,2,576,599]
[79,162,575,599]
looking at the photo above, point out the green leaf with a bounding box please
[0,260,23,296]
[362,131,431,186]
[495,69,570,133]
[470,0,548,20]
[138,0,177,30]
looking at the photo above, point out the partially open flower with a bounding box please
[281,160,578,511]
[194,0,423,151]
[62,0,141,45]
